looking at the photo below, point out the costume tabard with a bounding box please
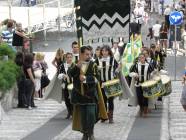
[69,60,108,137]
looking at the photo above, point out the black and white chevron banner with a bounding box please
[75,0,130,45]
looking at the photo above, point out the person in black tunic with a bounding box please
[130,53,153,117]
[95,45,118,123]
[71,41,80,63]
[58,52,74,119]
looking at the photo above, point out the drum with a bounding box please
[161,75,172,96]
[141,80,161,98]
[102,79,122,98]
[153,76,164,96]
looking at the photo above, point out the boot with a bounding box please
[65,108,72,119]
[65,112,71,119]
[88,128,95,140]
[81,133,88,140]
[138,107,143,117]
[108,111,114,123]
[89,135,95,140]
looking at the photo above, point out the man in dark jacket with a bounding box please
[69,46,107,140]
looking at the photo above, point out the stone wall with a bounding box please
[0,85,18,112]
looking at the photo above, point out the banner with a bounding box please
[121,35,142,76]
[75,0,130,46]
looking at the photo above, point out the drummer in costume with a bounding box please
[71,41,80,63]
[130,53,153,117]
[69,46,107,140]
[95,45,118,123]
[93,46,101,61]
[58,52,74,119]
[143,49,157,70]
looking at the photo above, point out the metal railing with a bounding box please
[0,0,75,34]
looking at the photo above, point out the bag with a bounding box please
[34,70,42,78]
[41,75,50,88]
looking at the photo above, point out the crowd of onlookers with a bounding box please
[0,19,50,110]
[14,51,50,110]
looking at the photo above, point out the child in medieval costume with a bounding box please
[58,52,75,119]
[130,53,153,117]
[69,46,108,140]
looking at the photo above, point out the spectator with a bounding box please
[180,66,186,111]
[23,53,36,109]
[164,5,171,29]
[1,20,15,51]
[33,52,43,99]
[12,23,29,52]
[160,22,168,53]
[130,17,140,36]
[182,26,186,49]
[39,53,50,98]
[152,20,162,45]
[151,0,159,13]
[134,3,144,31]
[31,0,36,6]
[15,52,27,108]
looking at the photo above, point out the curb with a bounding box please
[160,96,170,140]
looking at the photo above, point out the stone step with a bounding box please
[0,100,66,140]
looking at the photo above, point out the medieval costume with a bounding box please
[69,60,107,139]
[73,53,79,64]
[95,56,118,123]
[130,60,153,117]
[58,62,75,119]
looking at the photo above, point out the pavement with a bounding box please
[169,82,186,140]
[0,99,65,140]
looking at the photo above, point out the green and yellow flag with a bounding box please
[121,35,142,76]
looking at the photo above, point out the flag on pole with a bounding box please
[121,34,142,76]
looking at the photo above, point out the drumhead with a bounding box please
[141,80,157,87]
[102,79,120,87]
[161,75,170,84]
[153,76,161,81]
